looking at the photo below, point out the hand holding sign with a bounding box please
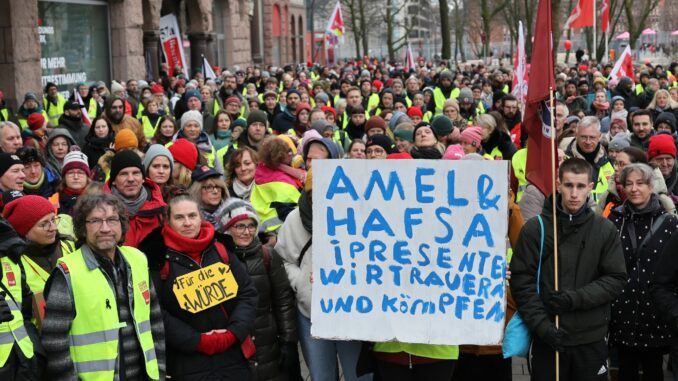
[172,262,239,313]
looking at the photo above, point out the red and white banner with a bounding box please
[160,14,189,78]
[601,0,610,32]
[74,89,91,127]
[609,46,634,82]
[404,43,415,73]
[511,21,528,105]
[325,1,345,46]
[564,0,594,29]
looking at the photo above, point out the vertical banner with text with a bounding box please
[311,160,509,345]
[160,14,189,78]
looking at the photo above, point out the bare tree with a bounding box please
[452,0,468,63]
[479,0,509,58]
[383,0,412,62]
[439,0,451,59]
[623,0,660,49]
[345,0,363,58]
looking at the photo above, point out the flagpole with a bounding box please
[549,85,560,381]
[591,0,598,61]
[604,31,609,64]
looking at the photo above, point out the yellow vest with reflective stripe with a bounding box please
[367,93,380,112]
[22,239,75,295]
[0,257,34,367]
[0,108,8,122]
[512,148,528,203]
[44,94,66,126]
[58,246,159,381]
[250,181,300,233]
[593,161,615,204]
[136,103,145,119]
[432,87,460,116]
[141,116,161,140]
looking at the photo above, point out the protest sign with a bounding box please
[311,160,508,345]
[172,262,238,313]
[160,14,189,78]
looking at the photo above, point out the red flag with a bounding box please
[609,46,634,82]
[601,0,610,32]
[404,43,415,73]
[74,89,92,127]
[511,21,528,105]
[525,0,557,197]
[564,0,594,29]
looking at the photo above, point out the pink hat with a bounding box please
[460,126,483,148]
[443,144,464,160]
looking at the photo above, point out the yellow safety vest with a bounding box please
[367,93,380,113]
[250,181,300,233]
[373,341,458,360]
[0,108,8,122]
[136,103,145,119]
[0,257,34,367]
[22,239,75,295]
[482,146,504,161]
[432,87,460,116]
[141,116,161,140]
[512,148,527,203]
[635,83,644,96]
[58,246,159,381]
[44,94,66,126]
[593,161,615,204]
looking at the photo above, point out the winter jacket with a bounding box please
[275,208,313,318]
[608,196,678,347]
[218,234,297,381]
[141,228,258,380]
[44,128,76,176]
[596,168,676,216]
[56,114,89,148]
[650,233,678,335]
[82,132,114,169]
[481,128,517,161]
[103,179,166,247]
[510,195,627,346]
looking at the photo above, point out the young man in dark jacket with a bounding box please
[510,158,626,381]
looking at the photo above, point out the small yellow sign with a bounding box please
[172,262,239,313]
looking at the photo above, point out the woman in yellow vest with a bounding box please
[3,196,74,302]
[0,214,42,380]
[476,113,517,161]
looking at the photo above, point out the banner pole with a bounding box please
[592,0,597,61]
[549,86,560,381]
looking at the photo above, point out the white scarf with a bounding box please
[232,179,254,201]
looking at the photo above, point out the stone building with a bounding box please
[0,0,307,111]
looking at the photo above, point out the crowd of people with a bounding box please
[1,56,678,381]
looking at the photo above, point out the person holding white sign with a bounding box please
[141,194,258,380]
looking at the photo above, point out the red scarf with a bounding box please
[63,187,85,196]
[162,221,215,264]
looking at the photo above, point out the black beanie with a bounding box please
[0,153,24,178]
[247,110,268,126]
[366,134,396,154]
[110,150,144,183]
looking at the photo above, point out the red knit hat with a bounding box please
[3,195,55,237]
[407,107,423,118]
[372,80,383,92]
[151,84,164,95]
[648,134,677,161]
[321,106,336,119]
[27,113,45,131]
[168,138,198,171]
[224,96,241,106]
[365,116,387,133]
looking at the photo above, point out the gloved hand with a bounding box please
[541,325,567,352]
[0,292,14,323]
[542,289,573,315]
[279,342,303,381]
[197,330,237,356]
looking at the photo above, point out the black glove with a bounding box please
[279,342,303,381]
[0,292,14,323]
[542,289,573,315]
[541,325,567,352]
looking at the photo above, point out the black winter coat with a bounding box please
[608,196,678,348]
[219,234,297,381]
[142,228,258,381]
[510,195,627,346]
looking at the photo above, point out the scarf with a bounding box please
[24,171,46,190]
[410,146,443,159]
[232,179,254,200]
[298,190,312,233]
[111,185,148,216]
[162,221,215,264]
[201,200,225,227]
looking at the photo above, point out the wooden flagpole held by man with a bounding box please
[549,85,559,381]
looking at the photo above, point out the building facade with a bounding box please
[0,0,307,110]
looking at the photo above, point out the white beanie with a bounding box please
[180,110,203,131]
[111,80,125,94]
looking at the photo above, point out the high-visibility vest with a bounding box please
[482,146,504,161]
[136,103,145,119]
[635,83,644,96]
[373,341,458,360]
[432,87,460,116]
[250,181,300,233]
[57,246,159,380]
[18,110,49,130]
[141,116,161,140]
[22,239,75,295]
[0,257,34,367]
[593,161,615,204]
[44,94,66,126]
[512,148,528,203]
[366,93,380,112]
[502,84,509,94]
[0,108,8,122]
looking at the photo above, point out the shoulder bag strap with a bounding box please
[537,215,545,295]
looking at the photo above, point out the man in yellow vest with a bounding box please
[43,83,65,127]
[0,213,42,380]
[42,193,165,380]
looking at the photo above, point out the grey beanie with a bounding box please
[315,92,330,104]
[608,133,630,152]
[180,110,203,131]
[143,144,174,176]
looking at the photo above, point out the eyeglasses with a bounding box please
[232,223,257,234]
[38,216,60,231]
[85,217,121,229]
[201,185,221,193]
